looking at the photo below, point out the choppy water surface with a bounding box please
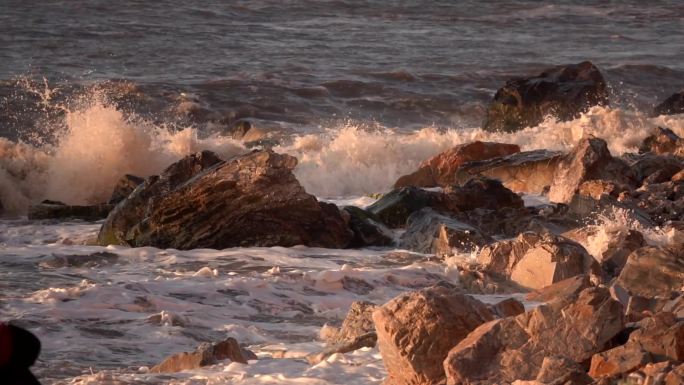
[1,1,684,384]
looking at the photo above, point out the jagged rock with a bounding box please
[307,333,378,365]
[640,127,683,155]
[151,338,257,373]
[565,193,653,227]
[108,174,144,204]
[332,301,378,344]
[549,137,634,204]
[98,150,352,249]
[477,231,598,290]
[563,226,645,276]
[394,141,520,188]
[535,356,593,385]
[589,344,653,379]
[454,150,563,194]
[483,61,608,132]
[653,91,684,116]
[629,312,684,362]
[616,246,684,298]
[525,274,591,303]
[577,179,630,200]
[489,298,525,318]
[373,285,494,385]
[367,187,458,228]
[630,153,683,185]
[630,179,684,224]
[28,201,114,220]
[444,287,624,385]
[400,208,491,256]
[342,206,394,247]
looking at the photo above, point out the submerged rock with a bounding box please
[311,301,379,364]
[98,150,352,249]
[394,141,520,188]
[151,338,256,373]
[549,137,634,204]
[444,287,624,385]
[28,201,114,220]
[373,285,494,385]
[400,208,490,256]
[483,61,608,132]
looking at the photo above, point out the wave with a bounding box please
[1,85,683,216]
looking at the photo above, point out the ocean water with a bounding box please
[1,1,684,384]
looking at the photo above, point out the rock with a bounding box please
[0,323,42,385]
[332,301,378,344]
[665,363,684,385]
[446,177,524,212]
[98,150,352,249]
[535,356,593,385]
[373,285,494,385]
[478,231,598,290]
[400,208,491,256]
[616,246,684,298]
[654,91,684,116]
[453,150,563,194]
[342,206,394,247]
[394,141,520,188]
[151,338,257,373]
[629,312,684,362]
[577,179,630,200]
[483,61,608,132]
[525,274,591,303]
[366,187,458,228]
[489,298,525,318]
[563,226,646,276]
[630,153,683,185]
[589,344,653,379]
[28,201,114,220]
[444,287,624,385]
[307,332,378,365]
[640,127,683,155]
[565,193,653,227]
[548,137,634,204]
[108,174,144,204]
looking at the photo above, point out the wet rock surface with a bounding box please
[483,61,608,132]
[98,150,352,249]
[151,338,257,373]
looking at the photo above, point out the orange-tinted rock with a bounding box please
[489,298,525,318]
[589,344,653,378]
[616,246,684,298]
[562,226,645,276]
[549,137,634,204]
[525,274,591,303]
[151,338,256,373]
[629,312,684,362]
[394,141,520,188]
[373,285,494,385]
[639,127,684,156]
[444,287,624,385]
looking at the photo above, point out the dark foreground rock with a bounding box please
[373,285,494,385]
[394,141,520,188]
[483,61,609,132]
[28,201,114,220]
[444,287,624,385]
[108,174,145,204]
[98,150,352,249]
[151,338,257,373]
[342,206,394,247]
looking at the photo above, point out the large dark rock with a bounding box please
[394,141,520,188]
[366,187,458,229]
[28,201,114,220]
[399,208,490,256]
[444,287,624,385]
[98,150,352,249]
[445,177,524,212]
[653,91,684,116]
[453,149,563,194]
[483,61,609,132]
[373,285,494,385]
[548,137,635,204]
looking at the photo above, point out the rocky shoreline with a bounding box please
[17,62,684,384]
